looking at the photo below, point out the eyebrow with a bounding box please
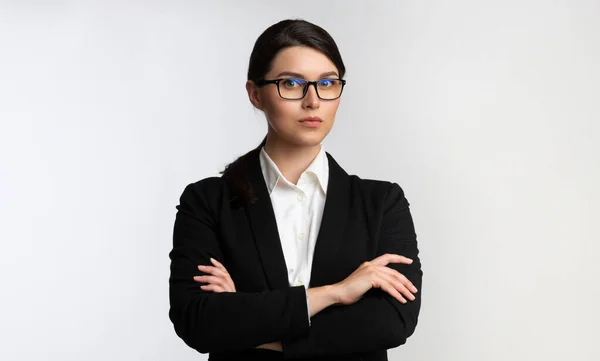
[274,71,339,79]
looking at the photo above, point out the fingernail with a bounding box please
[198,265,205,269]
[193,276,200,280]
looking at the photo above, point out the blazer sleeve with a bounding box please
[281,183,423,358]
[168,181,310,354]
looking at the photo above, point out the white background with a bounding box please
[1,1,599,360]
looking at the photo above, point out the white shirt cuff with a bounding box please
[305,286,311,326]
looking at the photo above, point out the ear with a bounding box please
[246,80,264,110]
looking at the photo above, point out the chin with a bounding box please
[288,133,327,147]
[268,123,331,147]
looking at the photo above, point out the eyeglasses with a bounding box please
[255,78,346,100]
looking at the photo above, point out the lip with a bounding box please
[299,116,323,128]
[300,116,322,122]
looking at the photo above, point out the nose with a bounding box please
[302,83,320,109]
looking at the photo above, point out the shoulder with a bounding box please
[180,176,226,196]
[177,176,231,210]
[325,151,409,207]
[190,176,227,192]
[349,175,405,198]
[347,175,410,210]
[349,175,393,192]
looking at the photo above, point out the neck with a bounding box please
[263,136,322,185]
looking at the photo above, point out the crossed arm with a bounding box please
[170,182,422,357]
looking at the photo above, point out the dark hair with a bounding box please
[220,19,346,205]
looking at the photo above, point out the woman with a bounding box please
[169,19,422,361]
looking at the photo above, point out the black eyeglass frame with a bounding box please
[255,78,347,100]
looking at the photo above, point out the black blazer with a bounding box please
[169,148,423,361]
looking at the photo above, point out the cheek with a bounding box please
[264,99,299,123]
[323,100,341,118]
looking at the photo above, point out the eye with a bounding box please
[281,78,306,88]
[317,79,335,88]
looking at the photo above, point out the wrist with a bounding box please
[325,283,341,306]
[305,284,342,319]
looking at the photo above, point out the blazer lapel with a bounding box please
[243,149,351,290]
[309,152,350,288]
[245,149,290,290]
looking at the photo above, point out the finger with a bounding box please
[195,275,235,292]
[375,253,413,266]
[198,266,235,288]
[210,258,228,272]
[198,265,227,278]
[201,264,235,291]
[199,264,234,286]
[373,274,407,304]
[378,270,415,301]
[371,253,413,267]
[378,266,418,293]
[199,277,233,292]
[208,260,236,291]
[200,284,226,293]
[194,275,226,286]
[211,268,229,279]
[198,264,236,292]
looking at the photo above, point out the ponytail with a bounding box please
[220,136,267,206]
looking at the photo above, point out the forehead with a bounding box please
[267,46,338,78]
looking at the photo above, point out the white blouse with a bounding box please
[259,145,329,325]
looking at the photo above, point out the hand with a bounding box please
[193,259,281,351]
[193,258,236,292]
[332,253,418,305]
